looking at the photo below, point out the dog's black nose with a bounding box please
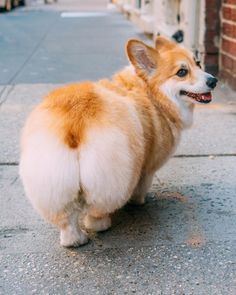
[206,77,218,89]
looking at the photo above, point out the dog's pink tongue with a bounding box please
[200,92,212,101]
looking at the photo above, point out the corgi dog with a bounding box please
[19,37,217,247]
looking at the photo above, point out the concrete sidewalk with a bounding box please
[0,1,236,294]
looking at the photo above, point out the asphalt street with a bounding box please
[0,1,236,294]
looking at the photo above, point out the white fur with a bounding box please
[160,81,194,128]
[79,127,135,213]
[60,210,88,247]
[19,131,80,216]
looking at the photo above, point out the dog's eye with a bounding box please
[176,69,188,77]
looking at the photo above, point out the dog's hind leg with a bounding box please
[55,204,88,247]
[130,173,154,205]
[83,207,111,232]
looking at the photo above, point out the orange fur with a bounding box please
[41,82,105,148]
[20,37,213,247]
[101,68,180,174]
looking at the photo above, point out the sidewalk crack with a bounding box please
[0,85,15,107]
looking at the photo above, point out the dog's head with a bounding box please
[126,36,217,105]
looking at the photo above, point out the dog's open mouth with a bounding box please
[180,90,212,103]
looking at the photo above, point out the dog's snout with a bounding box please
[206,76,218,89]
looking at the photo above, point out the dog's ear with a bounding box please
[155,36,176,51]
[126,40,157,80]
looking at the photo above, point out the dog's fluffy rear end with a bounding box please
[19,37,217,247]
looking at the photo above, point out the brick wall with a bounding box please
[204,0,221,76]
[220,0,236,90]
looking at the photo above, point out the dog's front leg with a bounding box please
[130,173,154,205]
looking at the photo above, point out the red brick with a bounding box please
[204,0,221,75]
[206,15,218,24]
[223,0,236,5]
[223,6,236,22]
[222,38,236,55]
[222,22,236,38]
[221,54,234,70]
[205,30,218,39]
[207,0,221,6]
[205,42,218,53]
[206,17,220,29]
[205,54,219,65]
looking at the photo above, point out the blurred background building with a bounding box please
[114,0,236,90]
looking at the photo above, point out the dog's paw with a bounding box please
[60,226,89,248]
[84,215,111,232]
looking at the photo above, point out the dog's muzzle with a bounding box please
[206,77,218,89]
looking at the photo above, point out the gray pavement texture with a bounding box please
[0,1,236,294]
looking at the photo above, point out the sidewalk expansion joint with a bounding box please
[0,162,19,166]
[0,153,235,167]
[174,153,236,158]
